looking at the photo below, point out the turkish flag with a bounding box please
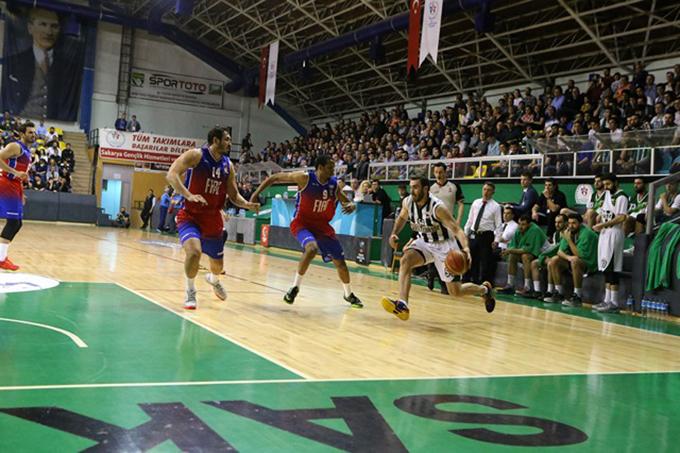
[407,0,422,75]
[258,45,269,108]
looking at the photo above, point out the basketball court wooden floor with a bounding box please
[1,223,679,451]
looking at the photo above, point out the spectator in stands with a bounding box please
[157,186,172,232]
[625,178,648,236]
[592,174,628,313]
[529,213,568,299]
[32,174,46,191]
[45,126,58,145]
[56,176,71,192]
[115,207,131,228]
[354,180,372,203]
[655,181,680,223]
[371,179,392,219]
[115,114,127,131]
[1,112,17,131]
[36,119,47,139]
[532,178,567,237]
[464,182,502,284]
[127,115,141,132]
[45,158,60,187]
[499,215,550,296]
[355,153,369,180]
[241,133,253,153]
[510,172,538,218]
[140,189,155,230]
[544,213,598,305]
[61,143,75,172]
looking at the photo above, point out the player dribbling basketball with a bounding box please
[382,176,495,320]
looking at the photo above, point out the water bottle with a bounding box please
[626,295,634,313]
[641,298,649,317]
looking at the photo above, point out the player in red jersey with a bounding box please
[167,127,259,309]
[0,122,35,271]
[250,154,363,307]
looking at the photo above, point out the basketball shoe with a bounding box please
[482,281,496,313]
[284,286,299,304]
[205,274,227,300]
[381,297,410,320]
[343,292,363,308]
[0,258,19,271]
[184,288,197,310]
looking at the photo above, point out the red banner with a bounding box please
[258,45,269,108]
[407,0,422,75]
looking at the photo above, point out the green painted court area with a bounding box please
[0,283,298,386]
[1,283,678,451]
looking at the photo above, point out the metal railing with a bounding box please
[646,171,680,234]
[366,145,680,182]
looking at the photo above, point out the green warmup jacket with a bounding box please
[558,225,599,274]
[509,223,548,258]
[646,222,680,291]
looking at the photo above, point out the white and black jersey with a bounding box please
[406,194,450,243]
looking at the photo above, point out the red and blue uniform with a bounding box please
[290,170,344,262]
[176,146,230,259]
[0,141,31,220]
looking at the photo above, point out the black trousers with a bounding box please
[140,210,151,228]
[465,230,495,284]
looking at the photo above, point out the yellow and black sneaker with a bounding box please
[381,297,410,321]
[344,293,363,308]
[284,286,299,304]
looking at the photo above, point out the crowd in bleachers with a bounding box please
[241,64,680,177]
[0,113,74,192]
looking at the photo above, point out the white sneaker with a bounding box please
[205,274,227,300]
[184,289,197,310]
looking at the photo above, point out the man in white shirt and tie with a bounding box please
[464,182,502,284]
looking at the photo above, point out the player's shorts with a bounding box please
[294,228,344,263]
[406,237,462,283]
[176,208,224,260]
[0,180,23,220]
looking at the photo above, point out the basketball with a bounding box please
[445,250,469,276]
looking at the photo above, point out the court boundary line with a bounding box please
[114,283,310,380]
[2,369,679,391]
[0,317,88,348]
